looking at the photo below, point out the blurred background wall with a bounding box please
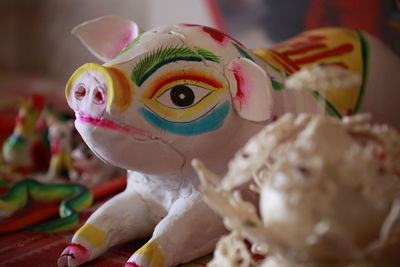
[0,0,216,83]
[0,0,217,110]
[217,0,400,53]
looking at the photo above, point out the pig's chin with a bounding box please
[74,118,184,175]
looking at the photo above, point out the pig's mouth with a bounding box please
[76,113,150,141]
[76,112,186,174]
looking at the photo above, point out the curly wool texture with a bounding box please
[284,65,362,92]
[194,113,400,266]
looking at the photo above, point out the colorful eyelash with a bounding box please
[131,46,220,86]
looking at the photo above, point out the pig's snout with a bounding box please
[74,83,106,105]
[70,78,107,118]
[66,63,134,117]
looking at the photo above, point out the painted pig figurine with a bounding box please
[59,16,400,267]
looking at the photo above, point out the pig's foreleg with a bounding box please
[58,189,156,267]
[125,192,226,267]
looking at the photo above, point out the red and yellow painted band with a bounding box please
[75,223,106,249]
[65,63,135,113]
[133,241,164,267]
[253,27,368,115]
[142,68,224,100]
[140,68,227,121]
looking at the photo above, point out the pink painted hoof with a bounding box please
[57,243,89,267]
[125,262,142,267]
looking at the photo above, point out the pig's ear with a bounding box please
[72,15,142,62]
[227,57,273,121]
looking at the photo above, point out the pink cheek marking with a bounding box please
[232,62,252,110]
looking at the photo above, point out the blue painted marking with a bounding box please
[139,101,230,136]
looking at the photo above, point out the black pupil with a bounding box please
[170,85,195,107]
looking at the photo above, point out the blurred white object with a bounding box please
[71,143,123,186]
[194,113,400,266]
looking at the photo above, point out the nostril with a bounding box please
[75,85,86,100]
[93,87,105,105]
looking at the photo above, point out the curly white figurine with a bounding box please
[195,113,400,266]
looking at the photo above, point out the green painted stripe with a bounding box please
[271,78,285,90]
[133,56,203,86]
[354,31,370,113]
[24,211,79,232]
[0,179,11,188]
[232,42,255,62]
[0,179,31,211]
[113,33,143,59]
[307,89,342,119]
[194,47,220,63]
[131,46,219,86]
[1,179,93,232]
[4,134,27,153]
[25,184,92,232]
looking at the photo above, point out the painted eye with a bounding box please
[93,87,105,104]
[157,84,210,109]
[75,85,86,100]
